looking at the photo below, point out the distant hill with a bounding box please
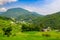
[0,8,42,18]
[0,12,4,14]
[0,8,31,18]
[40,12,60,30]
[0,8,43,22]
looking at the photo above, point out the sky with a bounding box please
[0,0,60,15]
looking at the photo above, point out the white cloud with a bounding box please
[0,0,59,15]
[35,0,60,15]
[41,0,60,15]
[0,8,7,12]
[0,0,18,5]
[20,0,60,15]
[37,0,60,15]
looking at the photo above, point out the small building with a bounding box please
[42,27,51,32]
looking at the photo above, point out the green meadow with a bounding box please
[0,31,60,40]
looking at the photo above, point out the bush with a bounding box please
[2,27,12,37]
[42,33,50,37]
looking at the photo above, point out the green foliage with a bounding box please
[2,27,12,37]
[40,12,60,30]
[0,8,41,19]
[42,33,50,37]
[0,32,60,40]
[21,22,41,32]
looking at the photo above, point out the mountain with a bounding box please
[0,8,43,22]
[0,8,31,18]
[40,12,60,30]
[0,12,4,14]
[0,8,42,18]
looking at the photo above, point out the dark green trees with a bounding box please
[2,27,12,37]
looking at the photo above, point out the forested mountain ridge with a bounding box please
[40,12,60,30]
[0,8,42,18]
[0,8,43,24]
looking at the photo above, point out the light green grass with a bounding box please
[0,31,60,40]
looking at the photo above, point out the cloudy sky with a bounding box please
[0,0,60,15]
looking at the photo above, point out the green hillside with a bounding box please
[0,8,43,23]
[0,8,42,18]
[0,8,31,18]
[40,12,60,30]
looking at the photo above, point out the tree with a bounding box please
[2,27,12,37]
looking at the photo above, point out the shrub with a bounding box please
[42,33,50,37]
[2,27,12,37]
